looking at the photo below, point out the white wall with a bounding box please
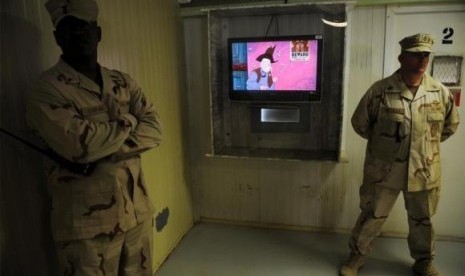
[183,3,465,239]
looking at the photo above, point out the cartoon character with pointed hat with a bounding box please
[246,45,278,90]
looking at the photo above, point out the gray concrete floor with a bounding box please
[155,222,465,276]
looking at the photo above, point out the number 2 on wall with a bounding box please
[442,27,454,44]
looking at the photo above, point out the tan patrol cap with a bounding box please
[45,0,98,28]
[399,33,434,53]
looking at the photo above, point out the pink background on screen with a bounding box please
[246,40,318,91]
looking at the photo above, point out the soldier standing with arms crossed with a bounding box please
[340,33,460,276]
[26,0,162,275]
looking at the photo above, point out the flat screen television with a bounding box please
[228,34,323,102]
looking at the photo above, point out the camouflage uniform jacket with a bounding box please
[26,59,162,241]
[352,71,459,192]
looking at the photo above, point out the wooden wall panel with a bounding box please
[183,4,464,239]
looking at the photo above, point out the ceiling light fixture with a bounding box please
[321,18,347,28]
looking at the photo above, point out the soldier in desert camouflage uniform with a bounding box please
[340,33,459,276]
[26,0,162,275]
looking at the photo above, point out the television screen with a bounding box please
[228,34,323,102]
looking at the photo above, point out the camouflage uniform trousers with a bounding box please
[55,219,153,276]
[349,183,440,261]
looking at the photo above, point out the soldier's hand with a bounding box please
[118,113,138,132]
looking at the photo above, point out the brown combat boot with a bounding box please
[339,253,365,276]
[412,259,440,276]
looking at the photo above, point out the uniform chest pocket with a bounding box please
[426,112,443,141]
[80,104,109,122]
[377,110,409,140]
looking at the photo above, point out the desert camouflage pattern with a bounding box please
[26,59,162,241]
[349,184,440,260]
[56,218,153,275]
[352,71,459,192]
[399,33,434,53]
[348,70,459,261]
